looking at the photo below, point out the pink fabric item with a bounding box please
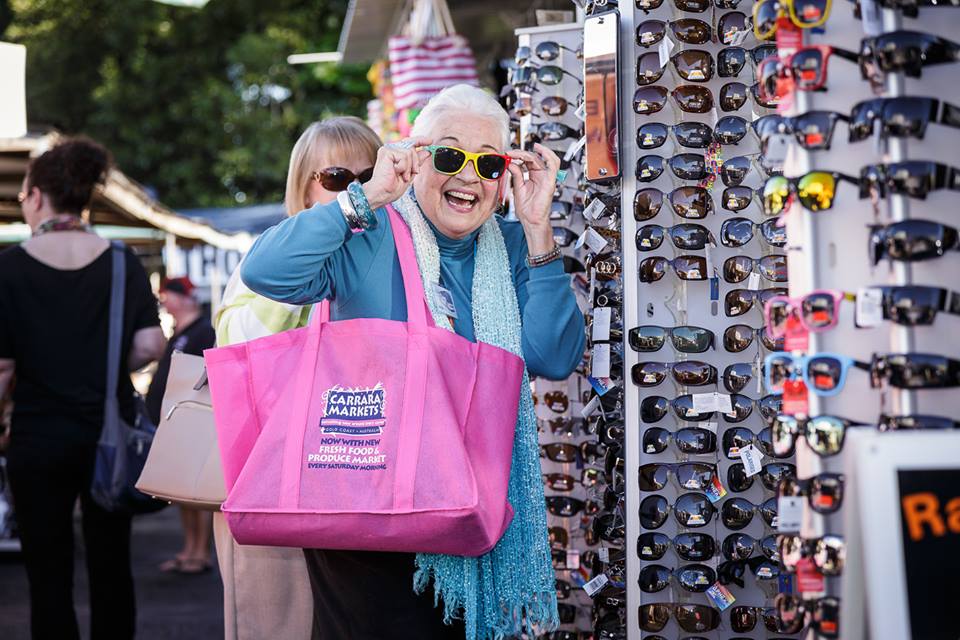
[204,206,522,557]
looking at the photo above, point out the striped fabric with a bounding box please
[214,262,311,347]
[387,34,480,109]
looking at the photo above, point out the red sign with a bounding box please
[782,379,809,416]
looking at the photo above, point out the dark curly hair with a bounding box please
[26,136,112,215]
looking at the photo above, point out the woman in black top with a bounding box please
[0,137,165,640]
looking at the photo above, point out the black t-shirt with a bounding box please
[0,244,160,445]
[145,316,216,425]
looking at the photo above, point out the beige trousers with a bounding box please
[213,512,314,640]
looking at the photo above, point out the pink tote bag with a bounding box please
[204,206,523,556]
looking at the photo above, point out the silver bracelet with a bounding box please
[526,244,562,268]
[336,190,367,231]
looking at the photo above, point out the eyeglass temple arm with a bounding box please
[832,47,860,63]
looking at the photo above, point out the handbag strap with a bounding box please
[103,241,127,424]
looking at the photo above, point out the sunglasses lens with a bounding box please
[669,153,708,180]
[637,19,667,47]
[639,603,671,632]
[675,604,721,632]
[723,363,754,393]
[791,48,825,90]
[675,427,717,454]
[631,326,668,351]
[537,65,564,85]
[639,257,669,283]
[535,41,561,61]
[719,46,748,77]
[722,497,755,530]
[773,415,800,456]
[725,393,754,422]
[811,474,844,513]
[675,532,716,560]
[641,395,670,423]
[715,115,749,144]
[727,462,754,492]
[766,353,795,393]
[720,217,754,248]
[677,463,716,490]
[637,123,669,149]
[673,50,714,82]
[763,176,791,215]
[792,0,830,25]
[760,218,788,247]
[778,535,802,570]
[720,156,751,188]
[731,605,758,632]
[669,122,710,148]
[540,96,567,115]
[751,81,779,108]
[674,492,715,527]
[675,0,710,10]
[723,533,757,560]
[816,535,846,575]
[722,427,753,458]
[723,256,752,283]
[637,155,666,182]
[806,355,844,392]
[673,360,716,384]
[719,81,748,112]
[475,154,507,180]
[639,494,670,529]
[637,52,667,85]
[642,427,671,454]
[718,11,749,44]
[637,532,670,560]
[318,168,354,191]
[670,186,712,218]
[759,255,788,282]
[672,394,715,422]
[678,563,716,591]
[667,223,710,250]
[725,289,755,317]
[723,185,755,212]
[801,291,838,329]
[634,86,669,114]
[634,188,665,221]
[639,464,671,491]
[673,85,714,113]
[805,416,847,455]
[671,325,713,352]
[754,0,779,36]
[432,147,467,174]
[797,171,837,211]
[792,111,835,149]
[633,361,669,385]
[672,18,712,44]
[722,324,755,352]
[761,462,796,490]
[674,255,708,280]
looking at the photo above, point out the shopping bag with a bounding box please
[204,206,522,556]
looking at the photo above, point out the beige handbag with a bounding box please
[135,351,226,510]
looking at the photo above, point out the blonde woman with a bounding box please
[213,117,382,640]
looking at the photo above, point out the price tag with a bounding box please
[704,244,716,277]
[566,549,581,570]
[592,307,612,341]
[784,315,810,352]
[583,573,609,597]
[705,583,736,611]
[583,227,609,254]
[581,394,601,418]
[598,547,610,563]
[713,392,733,413]
[705,473,728,503]
[796,557,826,595]
[692,393,717,413]
[591,343,611,379]
[657,36,675,68]
[763,133,791,166]
[588,376,615,396]
[777,496,804,532]
[583,197,607,221]
[702,421,718,433]
[725,28,750,47]
[748,272,761,291]
[782,379,809,416]
[856,287,884,328]
[739,443,764,477]
[860,0,883,36]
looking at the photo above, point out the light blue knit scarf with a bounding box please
[392,189,559,640]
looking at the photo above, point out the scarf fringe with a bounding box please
[393,190,560,640]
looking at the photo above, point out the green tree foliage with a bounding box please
[4,0,372,207]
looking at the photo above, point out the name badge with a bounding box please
[429,281,458,319]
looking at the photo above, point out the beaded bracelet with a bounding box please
[347,181,378,230]
[526,244,562,268]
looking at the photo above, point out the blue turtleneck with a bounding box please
[241,200,585,379]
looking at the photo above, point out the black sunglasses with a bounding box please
[869,219,960,264]
[722,324,784,352]
[636,18,713,47]
[850,96,960,142]
[639,492,717,529]
[720,496,778,530]
[638,121,715,149]
[642,426,717,455]
[718,44,779,77]
[641,393,780,425]
[639,255,709,282]
[775,594,840,638]
[871,352,960,389]
[859,161,960,199]
[719,153,778,187]
[754,110,850,151]
[723,254,788,284]
[639,602,721,633]
[719,80,779,112]
[727,461,796,492]
[722,425,781,458]
[879,413,960,431]
[636,50,716,85]
[859,30,960,85]
[634,84,715,115]
[639,462,717,491]
[631,360,718,386]
[725,287,789,317]
[638,563,717,593]
[720,217,787,248]
[723,362,760,394]
[722,532,778,562]
[636,223,716,252]
[636,153,711,182]
[772,415,869,457]
[633,186,715,220]
[779,534,846,576]
[628,324,715,352]
[637,532,717,561]
[778,473,845,514]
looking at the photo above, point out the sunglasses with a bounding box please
[730,605,781,633]
[634,84,716,115]
[779,473,845,513]
[720,217,787,248]
[870,285,960,326]
[850,97,960,142]
[725,287,789,317]
[718,556,781,585]
[764,352,870,395]
[512,94,574,118]
[424,145,510,181]
[727,461,796,492]
[636,18,712,47]
[636,153,712,182]
[633,186,714,220]
[723,362,759,393]
[722,324,784,352]
[860,30,960,85]
[774,594,841,638]
[753,0,833,38]
[639,255,709,282]
[754,111,850,151]
[721,496,778,530]
[762,171,859,215]
[764,290,855,337]
[720,185,762,213]
[723,254,788,284]
[542,390,570,413]
[636,50,716,85]
[638,563,717,593]
[860,161,960,199]
[311,166,374,192]
[545,496,598,517]
[636,223,716,253]
[642,393,781,424]
[869,220,960,264]
[723,532,779,561]
[515,41,580,65]
[872,353,960,389]
[639,602,721,633]
[639,462,718,491]
[637,532,717,562]
[759,46,858,102]
[722,425,783,458]
[718,44,780,77]
[639,492,717,529]
[629,325,714,352]
[720,153,777,187]
[642,426,717,455]
[779,534,846,576]
[719,81,779,112]
[591,512,626,542]
[632,360,718,386]
[540,442,578,463]
[880,413,960,431]
[532,121,581,143]
[542,472,581,492]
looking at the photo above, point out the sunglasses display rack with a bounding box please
[756,2,960,640]
[611,0,809,637]
[513,23,631,640]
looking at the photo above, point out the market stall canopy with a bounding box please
[0,131,253,252]
[178,203,286,235]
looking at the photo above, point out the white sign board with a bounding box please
[0,42,27,139]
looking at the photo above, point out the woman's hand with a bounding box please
[506,143,561,256]
[362,137,433,211]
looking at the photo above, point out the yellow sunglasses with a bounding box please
[753,0,832,39]
[424,145,511,181]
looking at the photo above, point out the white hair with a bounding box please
[410,84,511,150]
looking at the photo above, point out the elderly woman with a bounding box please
[241,84,585,640]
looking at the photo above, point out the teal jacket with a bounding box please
[240,201,585,380]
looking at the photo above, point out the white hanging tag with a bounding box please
[713,392,733,413]
[592,307,612,341]
[704,244,716,277]
[583,573,610,597]
[747,271,761,290]
[657,36,675,69]
[692,393,718,413]
[764,134,791,165]
[856,287,884,327]
[566,549,581,569]
[777,496,804,532]
[860,0,883,36]
[598,546,610,563]
[564,136,587,162]
[584,228,609,254]
[583,197,607,221]
[591,343,611,379]
[739,443,764,477]
[581,394,602,418]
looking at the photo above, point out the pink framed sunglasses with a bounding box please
[763,290,855,338]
